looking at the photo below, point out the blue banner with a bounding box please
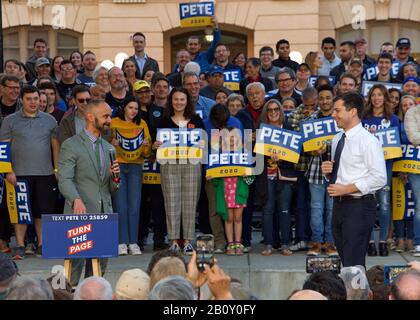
[254,123,303,163]
[393,144,420,174]
[392,177,415,221]
[373,127,402,160]
[300,117,340,151]
[143,159,161,184]
[42,213,118,259]
[179,2,214,27]
[223,69,242,91]
[309,76,336,87]
[156,128,205,160]
[6,179,33,224]
[361,81,403,97]
[364,61,401,80]
[0,142,12,173]
[206,152,254,178]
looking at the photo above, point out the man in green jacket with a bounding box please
[58,99,120,286]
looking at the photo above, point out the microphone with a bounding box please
[109,149,120,183]
[322,140,332,162]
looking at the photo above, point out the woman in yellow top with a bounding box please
[110,97,151,256]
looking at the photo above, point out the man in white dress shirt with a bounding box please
[321,93,387,268]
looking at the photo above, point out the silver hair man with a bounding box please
[6,276,54,300]
[148,275,196,300]
[73,276,114,300]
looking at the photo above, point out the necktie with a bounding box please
[330,133,345,184]
[95,138,102,177]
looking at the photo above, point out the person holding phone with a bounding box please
[110,97,151,256]
[321,93,386,268]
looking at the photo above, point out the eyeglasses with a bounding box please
[268,107,281,113]
[77,98,91,104]
[276,78,293,83]
[135,89,151,95]
[61,67,74,72]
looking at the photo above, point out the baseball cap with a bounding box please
[115,269,150,300]
[35,57,51,68]
[208,65,224,76]
[133,80,150,92]
[403,76,420,85]
[0,252,18,282]
[349,57,363,66]
[354,38,367,46]
[396,38,411,48]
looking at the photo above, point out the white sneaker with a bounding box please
[128,243,142,255]
[413,245,420,257]
[118,244,128,256]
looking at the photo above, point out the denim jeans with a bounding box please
[370,166,392,242]
[262,179,294,246]
[394,220,414,240]
[408,173,420,246]
[113,163,143,244]
[294,172,311,242]
[309,182,333,243]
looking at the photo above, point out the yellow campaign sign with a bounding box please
[392,177,405,220]
[206,166,253,178]
[157,146,203,160]
[143,173,161,185]
[254,143,300,164]
[303,135,335,152]
[383,146,403,160]
[179,2,214,27]
[392,144,420,174]
[0,142,12,173]
[5,180,18,224]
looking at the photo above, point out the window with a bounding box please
[3,26,82,63]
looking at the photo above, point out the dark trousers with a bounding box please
[242,183,256,246]
[0,191,12,243]
[332,195,376,268]
[197,170,212,234]
[139,184,167,245]
[294,171,311,242]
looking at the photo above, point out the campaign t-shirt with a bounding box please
[105,91,135,118]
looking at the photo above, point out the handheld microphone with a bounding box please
[109,149,120,183]
[323,140,332,162]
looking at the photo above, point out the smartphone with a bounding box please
[384,265,410,286]
[196,234,214,272]
[306,256,341,274]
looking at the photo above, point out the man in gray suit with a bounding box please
[58,99,120,286]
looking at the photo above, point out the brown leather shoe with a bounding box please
[325,242,339,256]
[307,242,322,256]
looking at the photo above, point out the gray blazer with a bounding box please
[58,130,118,214]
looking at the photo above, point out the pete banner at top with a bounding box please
[179,2,214,27]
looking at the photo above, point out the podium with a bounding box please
[63,258,102,282]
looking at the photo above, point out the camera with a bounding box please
[196,234,214,272]
[306,256,341,274]
[384,265,410,285]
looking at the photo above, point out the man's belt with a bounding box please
[334,194,375,202]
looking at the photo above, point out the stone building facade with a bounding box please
[2,0,419,73]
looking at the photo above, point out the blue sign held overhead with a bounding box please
[42,213,118,259]
[179,2,214,27]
